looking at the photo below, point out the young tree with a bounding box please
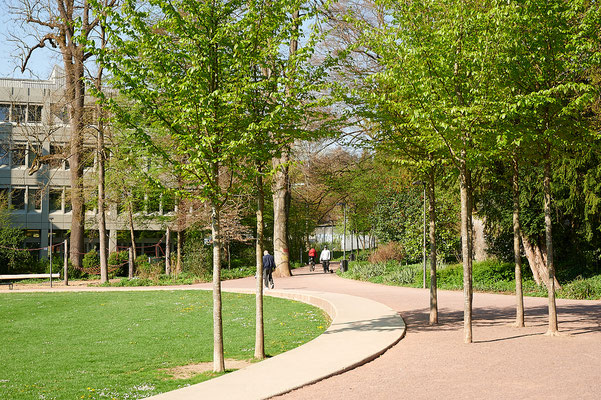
[97,0,313,371]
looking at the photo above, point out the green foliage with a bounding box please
[82,249,100,271]
[182,231,211,277]
[340,259,601,300]
[371,188,460,262]
[0,197,31,274]
[0,291,329,399]
[108,251,129,277]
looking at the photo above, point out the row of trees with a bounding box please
[324,0,600,340]
[10,0,600,367]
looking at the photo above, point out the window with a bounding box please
[147,190,161,214]
[49,144,65,169]
[51,103,69,124]
[27,145,41,169]
[11,188,25,210]
[28,188,42,212]
[0,104,9,121]
[12,104,26,123]
[11,144,26,167]
[162,194,175,213]
[49,189,62,212]
[0,143,9,166]
[28,105,42,123]
[64,188,72,212]
[0,187,8,207]
[81,147,95,170]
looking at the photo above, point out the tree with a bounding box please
[11,0,119,270]
[97,0,311,371]
[491,0,601,334]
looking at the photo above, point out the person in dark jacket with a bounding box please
[262,250,275,289]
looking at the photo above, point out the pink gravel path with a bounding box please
[220,264,601,400]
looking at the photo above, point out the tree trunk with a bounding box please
[520,234,560,289]
[460,158,473,343]
[512,156,524,327]
[543,147,558,334]
[176,230,182,275]
[255,173,265,360]
[427,169,438,325]
[128,202,136,278]
[96,65,108,284]
[165,226,171,275]
[66,57,86,270]
[272,149,291,277]
[211,202,225,372]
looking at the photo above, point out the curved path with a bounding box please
[218,264,601,400]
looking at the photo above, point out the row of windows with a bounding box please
[0,103,43,124]
[1,186,177,215]
[0,187,71,213]
[0,142,98,170]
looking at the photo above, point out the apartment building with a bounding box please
[0,67,171,260]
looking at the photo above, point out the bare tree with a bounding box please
[11,0,118,269]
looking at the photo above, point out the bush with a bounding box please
[136,256,163,282]
[559,275,601,300]
[384,264,420,285]
[182,234,211,276]
[108,251,129,277]
[82,249,100,271]
[368,242,405,264]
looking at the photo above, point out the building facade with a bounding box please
[0,67,170,261]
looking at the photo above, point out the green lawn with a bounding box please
[0,291,329,400]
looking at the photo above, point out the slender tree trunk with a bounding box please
[255,173,265,360]
[272,149,291,277]
[543,146,558,334]
[460,157,473,343]
[211,201,225,372]
[96,61,108,284]
[128,202,136,277]
[66,57,86,270]
[177,230,182,275]
[165,226,171,275]
[512,156,524,327]
[427,169,438,325]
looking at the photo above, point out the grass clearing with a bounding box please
[0,290,329,399]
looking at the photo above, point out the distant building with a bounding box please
[0,67,171,261]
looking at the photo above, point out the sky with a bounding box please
[0,9,61,80]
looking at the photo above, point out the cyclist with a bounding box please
[308,247,317,271]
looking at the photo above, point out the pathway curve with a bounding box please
[219,264,601,400]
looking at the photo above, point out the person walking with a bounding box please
[319,245,332,273]
[262,250,275,289]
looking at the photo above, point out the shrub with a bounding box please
[108,251,129,277]
[182,238,211,276]
[384,265,420,285]
[136,256,163,282]
[82,249,100,274]
[368,242,405,264]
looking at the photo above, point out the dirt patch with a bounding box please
[161,359,253,380]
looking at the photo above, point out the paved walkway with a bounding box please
[4,264,601,399]
[263,264,601,400]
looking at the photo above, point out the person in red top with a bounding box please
[308,247,317,264]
